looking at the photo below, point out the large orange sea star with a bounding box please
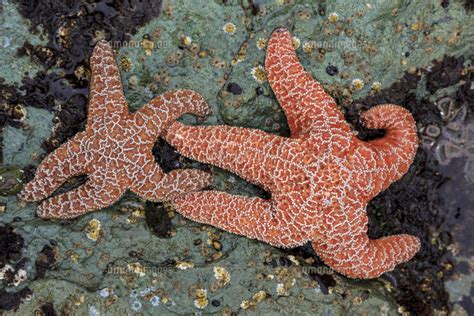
[19,41,212,219]
[165,28,421,278]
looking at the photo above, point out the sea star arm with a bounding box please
[129,154,213,201]
[133,89,210,140]
[353,104,419,200]
[172,191,307,247]
[88,41,128,120]
[36,173,125,219]
[18,134,89,202]
[310,201,420,278]
[165,122,287,191]
[266,28,351,138]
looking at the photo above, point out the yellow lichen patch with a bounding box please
[351,78,364,91]
[127,262,146,277]
[223,22,236,34]
[240,290,268,309]
[213,266,231,286]
[194,288,208,309]
[328,12,339,23]
[84,219,101,242]
[256,37,266,50]
[250,65,267,83]
[176,261,194,270]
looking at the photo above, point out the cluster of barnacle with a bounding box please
[124,29,230,98]
[117,197,147,224]
[0,81,28,130]
[267,11,383,97]
[420,97,473,182]
[183,227,224,263]
[0,264,27,287]
[83,219,102,242]
[240,290,268,310]
[260,250,304,297]
[0,167,24,197]
[193,288,209,309]
[128,286,173,311]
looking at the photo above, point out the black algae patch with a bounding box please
[425,56,464,94]
[0,225,24,267]
[0,225,30,312]
[346,55,470,315]
[0,288,33,312]
[35,244,57,279]
[145,201,173,238]
[0,79,26,130]
[41,94,88,153]
[153,138,182,173]
[8,0,164,155]
[36,302,57,316]
[15,0,164,76]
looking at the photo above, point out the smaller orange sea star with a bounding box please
[18,41,212,219]
[165,28,421,279]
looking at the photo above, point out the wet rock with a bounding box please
[0,167,23,196]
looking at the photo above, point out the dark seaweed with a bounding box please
[41,94,88,153]
[464,0,474,11]
[0,225,24,268]
[37,302,57,316]
[425,56,464,94]
[0,288,33,311]
[145,201,173,238]
[0,226,29,312]
[15,0,163,76]
[0,79,25,130]
[34,245,57,279]
[152,138,182,173]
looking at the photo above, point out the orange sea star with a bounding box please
[165,28,421,278]
[19,41,212,219]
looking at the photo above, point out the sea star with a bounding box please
[165,28,420,279]
[18,41,212,219]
